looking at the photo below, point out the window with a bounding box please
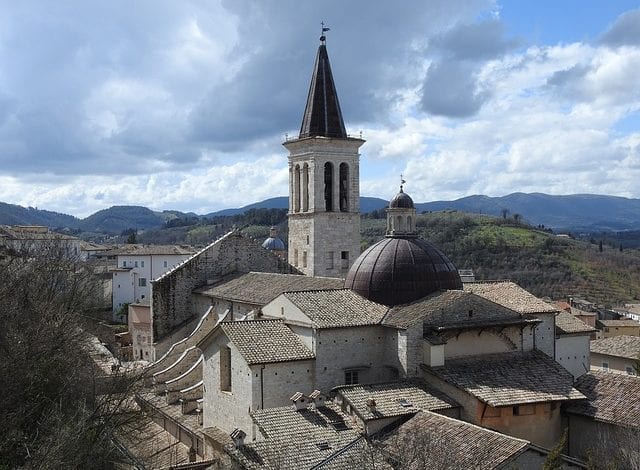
[324,162,334,211]
[602,361,609,370]
[345,370,359,385]
[341,251,349,269]
[134,261,138,267]
[303,251,308,268]
[302,163,309,212]
[294,164,301,212]
[339,163,349,212]
[626,366,636,375]
[141,261,144,267]
[220,346,232,392]
[122,261,126,267]
[139,278,146,287]
[294,249,299,267]
[164,260,168,268]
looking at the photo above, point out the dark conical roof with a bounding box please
[299,44,347,139]
[344,237,462,306]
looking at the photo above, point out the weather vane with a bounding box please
[400,174,406,190]
[320,21,330,44]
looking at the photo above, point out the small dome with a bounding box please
[344,237,462,306]
[262,237,285,251]
[389,187,414,209]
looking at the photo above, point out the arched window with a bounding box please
[339,163,349,212]
[294,165,301,213]
[324,162,334,211]
[302,163,309,212]
[396,215,403,232]
[407,215,412,232]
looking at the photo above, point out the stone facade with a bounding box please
[151,231,296,342]
[284,137,363,277]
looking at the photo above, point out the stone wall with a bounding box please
[151,231,297,341]
[314,326,395,391]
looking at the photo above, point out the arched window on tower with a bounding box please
[324,162,333,211]
[302,163,309,212]
[339,163,349,212]
[396,215,403,232]
[294,165,301,213]
[407,215,412,232]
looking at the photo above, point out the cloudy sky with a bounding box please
[1,1,639,217]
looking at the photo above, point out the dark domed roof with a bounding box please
[344,237,462,306]
[389,187,414,209]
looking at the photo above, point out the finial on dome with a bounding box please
[400,174,406,192]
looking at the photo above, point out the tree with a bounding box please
[0,241,141,468]
[501,208,510,219]
[543,429,567,470]
[599,240,603,252]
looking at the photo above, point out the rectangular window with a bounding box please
[220,346,232,392]
[341,251,349,269]
[122,261,126,267]
[141,261,144,267]
[303,251,308,268]
[134,261,138,267]
[139,278,146,287]
[345,370,359,385]
[294,249,299,267]
[602,361,609,370]
[164,260,168,268]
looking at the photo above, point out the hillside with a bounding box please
[0,202,79,228]
[362,212,640,305]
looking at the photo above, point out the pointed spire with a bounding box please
[299,40,347,139]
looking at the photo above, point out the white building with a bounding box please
[109,244,194,317]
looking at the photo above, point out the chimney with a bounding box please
[290,392,310,411]
[309,390,326,409]
[230,428,246,448]
[366,397,377,413]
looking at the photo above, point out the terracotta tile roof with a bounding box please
[383,290,534,330]
[228,404,382,469]
[597,319,640,328]
[220,320,314,364]
[590,335,640,360]
[565,371,640,428]
[555,311,596,335]
[107,244,195,256]
[251,403,355,442]
[195,272,343,305]
[333,381,459,421]
[283,289,388,328]
[380,411,530,470]
[425,351,585,407]
[464,281,558,314]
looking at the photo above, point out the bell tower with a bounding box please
[284,34,364,277]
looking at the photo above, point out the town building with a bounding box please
[596,318,640,338]
[0,224,81,257]
[109,244,195,316]
[590,335,640,375]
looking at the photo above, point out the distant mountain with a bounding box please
[416,193,640,231]
[205,196,390,217]
[79,206,171,233]
[2,192,640,235]
[0,202,79,228]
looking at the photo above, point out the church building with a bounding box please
[131,35,598,469]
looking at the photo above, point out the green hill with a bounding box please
[361,212,640,305]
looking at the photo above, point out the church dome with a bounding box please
[262,237,285,251]
[389,187,414,209]
[344,237,462,306]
